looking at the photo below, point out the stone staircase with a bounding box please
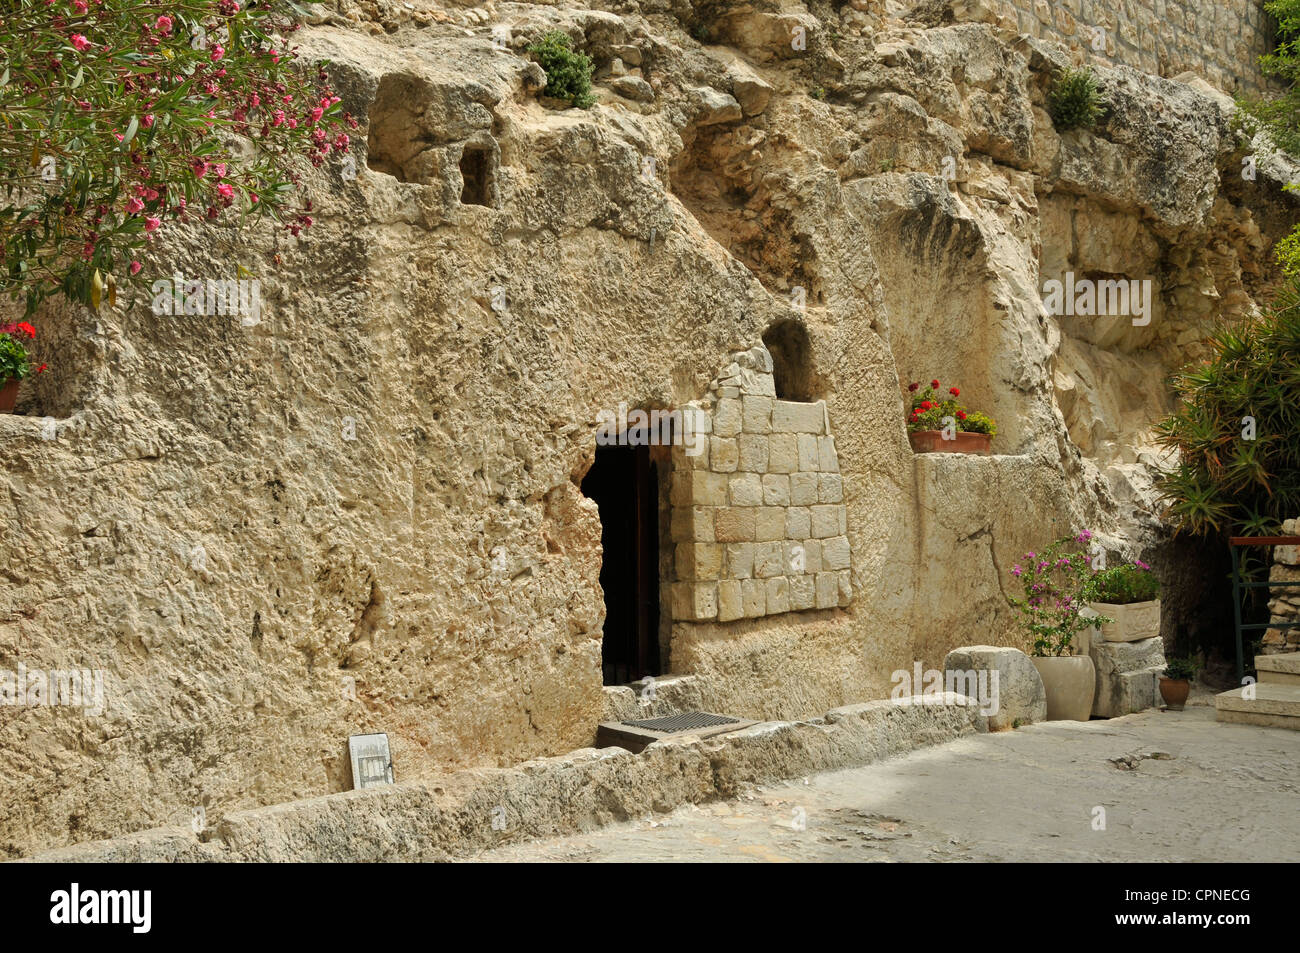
[1215,654,1300,730]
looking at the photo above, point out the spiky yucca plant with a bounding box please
[1154,281,1300,545]
[1047,67,1108,131]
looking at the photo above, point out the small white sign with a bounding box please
[348,732,394,790]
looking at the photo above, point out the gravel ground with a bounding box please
[472,704,1300,862]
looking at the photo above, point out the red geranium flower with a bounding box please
[920,401,932,411]
[949,387,960,396]
[16,322,36,338]
[908,382,919,392]
[957,411,967,420]
[931,379,940,389]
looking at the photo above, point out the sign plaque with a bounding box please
[348,733,395,790]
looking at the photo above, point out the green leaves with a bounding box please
[527,31,595,110]
[1155,281,1300,538]
[1047,67,1108,131]
[0,0,351,314]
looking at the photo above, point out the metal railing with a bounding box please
[1229,536,1300,682]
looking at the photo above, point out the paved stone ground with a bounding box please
[472,705,1300,862]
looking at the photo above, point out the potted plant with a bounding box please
[905,379,998,454]
[1087,560,1161,643]
[0,321,45,413]
[1009,531,1104,720]
[1160,657,1198,711]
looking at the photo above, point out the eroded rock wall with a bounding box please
[0,0,1294,856]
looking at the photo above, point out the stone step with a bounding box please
[1215,682,1300,730]
[1256,653,1300,686]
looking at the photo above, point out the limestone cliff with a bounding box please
[0,0,1294,857]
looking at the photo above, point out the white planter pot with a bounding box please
[1031,656,1096,721]
[1089,599,1161,643]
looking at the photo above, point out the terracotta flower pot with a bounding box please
[1031,655,1096,721]
[908,429,991,455]
[0,378,17,414]
[1159,677,1190,711]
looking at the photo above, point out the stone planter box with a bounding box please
[907,430,991,455]
[1089,599,1160,642]
[1031,655,1096,721]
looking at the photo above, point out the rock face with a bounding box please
[943,645,1046,730]
[0,0,1295,856]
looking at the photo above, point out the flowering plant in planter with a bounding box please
[0,321,47,411]
[1089,561,1160,604]
[0,321,46,382]
[905,379,998,437]
[1009,531,1108,657]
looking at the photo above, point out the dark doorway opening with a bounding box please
[763,318,816,401]
[459,145,491,206]
[581,443,661,685]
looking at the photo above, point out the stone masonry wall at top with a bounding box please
[669,347,852,623]
[963,0,1276,97]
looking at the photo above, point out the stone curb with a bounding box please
[20,695,985,862]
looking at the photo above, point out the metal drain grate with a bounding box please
[621,711,740,733]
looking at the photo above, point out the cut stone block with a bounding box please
[725,542,754,579]
[717,580,743,622]
[767,434,798,473]
[675,542,722,581]
[728,473,763,507]
[942,645,1047,731]
[713,398,742,438]
[1088,635,1165,717]
[766,576,791,614]
[771,399,825,433]
[714,507,756,543]
[754,506,786,541]
[738,433,769,472]
[710,436,739,472]
[742,396,773,434]
[761,474,790,506]
[790,471,819,505]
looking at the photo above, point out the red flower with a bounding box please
[16,322,36,339]
[957,411,967,420]
[920,401,932,411]
[931,379,940,389]
[36,364,47,374]
[949,387,960,396]
[908,382,919,392]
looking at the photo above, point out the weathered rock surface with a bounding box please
[0,0,1295,857]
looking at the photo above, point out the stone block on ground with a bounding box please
[942,645,1046,731]
[1089,635,1165,717]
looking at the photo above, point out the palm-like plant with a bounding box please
[1155,283,1300,542]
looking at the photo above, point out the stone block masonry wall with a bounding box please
[1264,518,1300,654]
[964,0,1276,97]
[670,347,852,622]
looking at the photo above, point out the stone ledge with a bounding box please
[19,696,985,862]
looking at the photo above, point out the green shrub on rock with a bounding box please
[527,31,595,109]
[1047,66,1108,131]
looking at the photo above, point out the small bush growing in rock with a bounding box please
[1047,66,1107,131]
[527,31,594,109]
